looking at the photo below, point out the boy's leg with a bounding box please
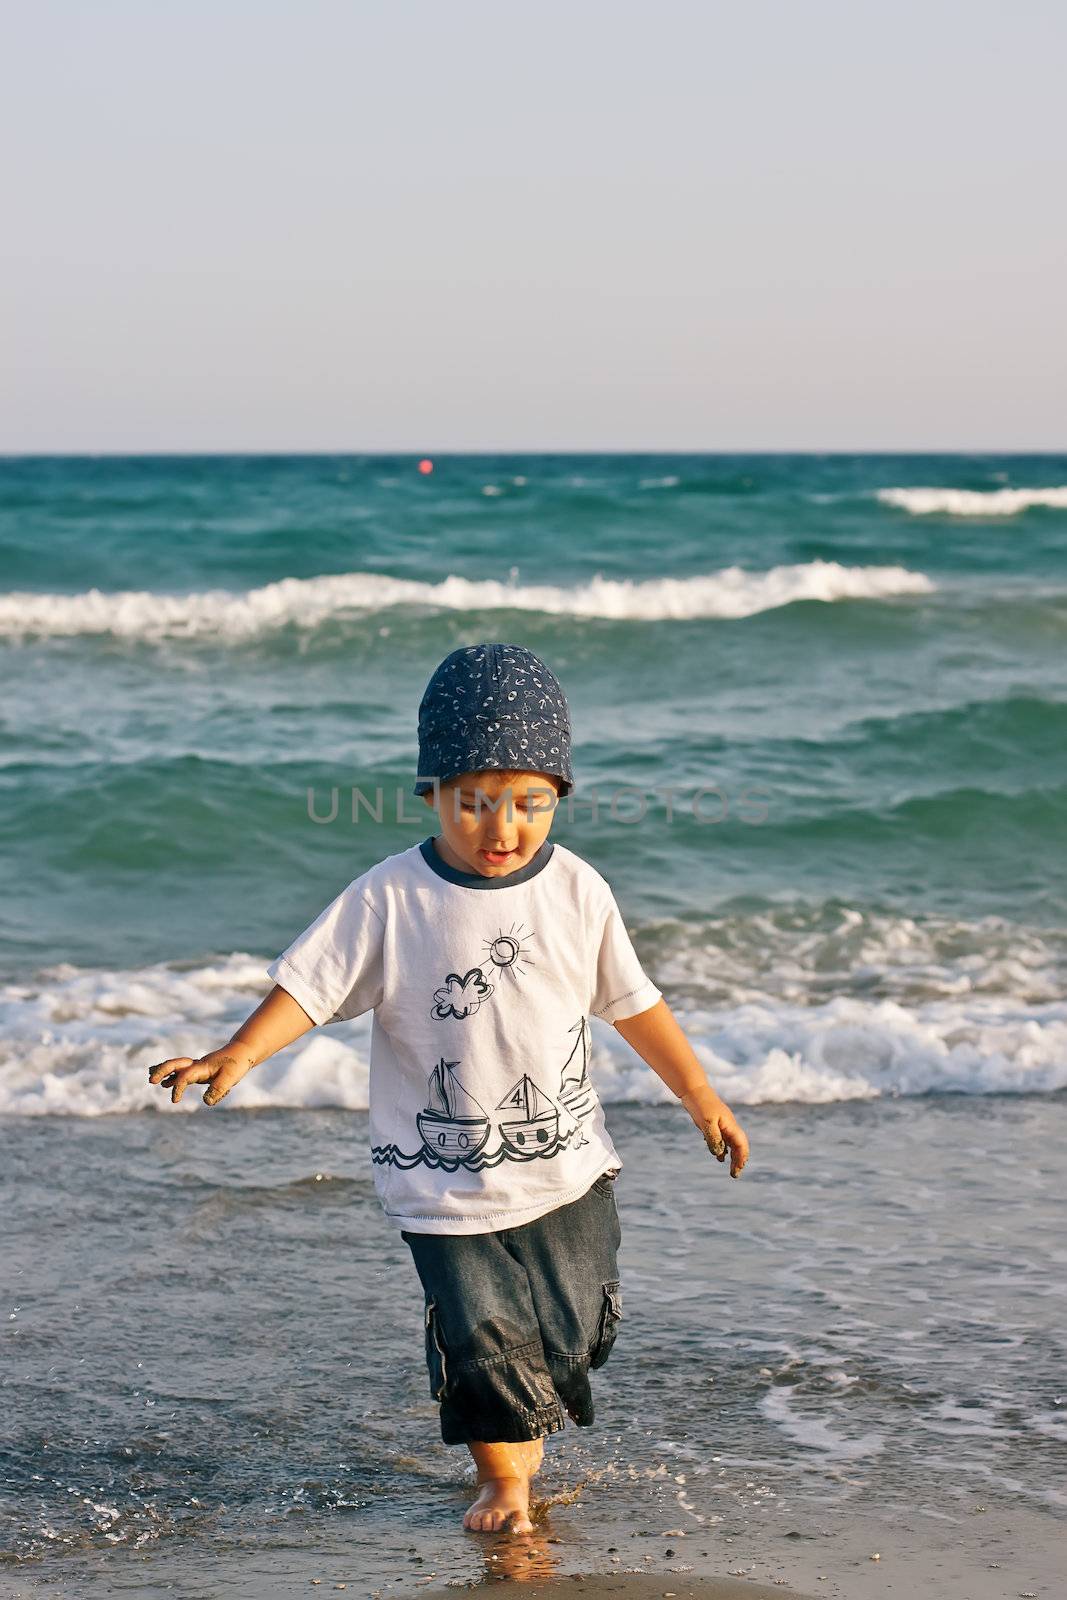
[400,1226,564,1531]
[503,1172,624,1427]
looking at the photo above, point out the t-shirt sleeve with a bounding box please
[589,886,662,1025]
[265,882,386,1027]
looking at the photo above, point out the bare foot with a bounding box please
[463,1436,544,1532]
[462,1473,534,1532]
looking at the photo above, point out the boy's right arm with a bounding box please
[148,984,316,1106]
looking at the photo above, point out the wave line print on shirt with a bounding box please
[371,1016,595,1173]
[429,923,536,1020]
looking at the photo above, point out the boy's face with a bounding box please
[423,769,560,877]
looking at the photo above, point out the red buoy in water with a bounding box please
[418,458,434,475]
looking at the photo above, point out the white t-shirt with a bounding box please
[265,835,662,1235]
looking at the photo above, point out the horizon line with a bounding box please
[2,447,1066,460]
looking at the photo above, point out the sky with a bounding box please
[1,0,1064,453]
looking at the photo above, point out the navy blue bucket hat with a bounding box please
[413,642,574,798]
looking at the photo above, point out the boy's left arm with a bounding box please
[612,997,749,1178]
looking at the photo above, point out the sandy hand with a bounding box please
[704,1124,727,1157]
[688,1100,749,1179]
[706,1103,749,1177]
[147,1047,254,1106]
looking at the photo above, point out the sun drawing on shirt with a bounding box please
[483,922,536,979]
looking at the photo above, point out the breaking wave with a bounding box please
[0,561,934,641]
[878,487,1067,517]
[3,911,1065,1115]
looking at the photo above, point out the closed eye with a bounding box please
[460,800,549,814]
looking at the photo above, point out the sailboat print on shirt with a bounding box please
[372,1015,599,1173]
[557,1016,594,1139]
[415,1057,492,1157]
[496,1073,559,1151]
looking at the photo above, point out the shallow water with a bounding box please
[4,1096,1064,1593]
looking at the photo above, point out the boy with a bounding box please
[148,642,749,1536]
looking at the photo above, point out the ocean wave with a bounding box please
[648,903,1067,1009]
[0,953,372,1117]
[878,487,1067,517]
[3,917,1065,1115]
[0,561,935,641]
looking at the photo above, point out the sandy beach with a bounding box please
[327,1491,1057,1600]
[46,1498,1057,1600]
[397,1576,810,1600]
[380,1492,1061,1600]
[14,1472,1056,1600]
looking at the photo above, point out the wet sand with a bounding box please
[389,1493,1061,1600]
[409,1577,809,1600]
[30,1489,1059,1598]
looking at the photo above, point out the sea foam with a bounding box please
[0,561,934,641]
[3,928,1065,1116]
[879,486,1067,517]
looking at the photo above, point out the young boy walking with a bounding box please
[149,642,749,1535]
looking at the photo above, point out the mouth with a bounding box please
[480,849,517,864]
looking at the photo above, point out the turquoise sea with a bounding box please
[2,454,1065,1594]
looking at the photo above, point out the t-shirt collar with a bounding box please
[418,835,555,889]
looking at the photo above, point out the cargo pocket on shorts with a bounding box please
[589,1278,623,1370]
[424,1296,449,1402]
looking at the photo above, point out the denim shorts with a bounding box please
[400,1169,623,1446]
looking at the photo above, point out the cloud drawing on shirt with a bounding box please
[431,966,495,1020]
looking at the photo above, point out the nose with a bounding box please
[485,820,518,847]
[483,799,520,849]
